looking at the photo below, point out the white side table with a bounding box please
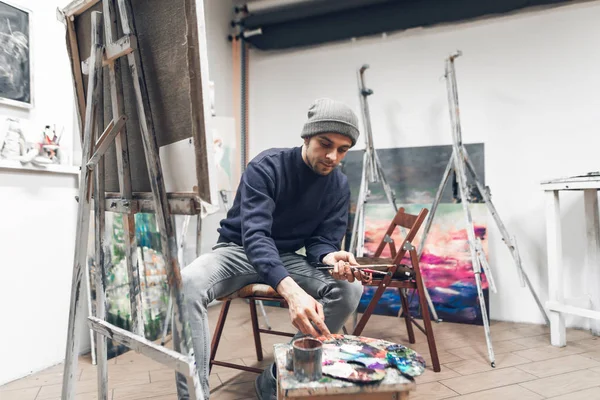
[541,173,600,346]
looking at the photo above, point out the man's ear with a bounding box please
[303,137,310,146]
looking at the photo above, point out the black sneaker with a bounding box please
[254,363,277,400]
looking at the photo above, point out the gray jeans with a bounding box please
[173,242,364,399]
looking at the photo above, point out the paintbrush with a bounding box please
[312,262,415,279]
[321,266,390,277]
[358,268,390,277]
[311,262,395,270]
[312,262,392,277]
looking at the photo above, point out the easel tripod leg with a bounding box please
[463,149,549,325]
[162,214,193,345]
[62,11,104,400]
[415,157,454,323]
[374,152,398,213]
[103,0,145,338]
[452,151,495,367]
[115,1,203,396]
[444,53,496,366]
[350,152,369,255]
[418,156,453,260]
[475,272,495,367]
[161,292,174,346]
[257,300,272,330]
[84,244,97,366]
[93,48,109,400]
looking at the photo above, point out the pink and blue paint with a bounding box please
[342,143,489,325]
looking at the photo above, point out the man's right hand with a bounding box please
[276,277,330,337]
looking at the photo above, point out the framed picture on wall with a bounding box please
[0,1,32,109]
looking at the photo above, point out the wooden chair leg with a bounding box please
[353,274,394,336]
[249,299,263,361]
[399,288,415,344]
[210,300,231,373]
[410,249,440,372]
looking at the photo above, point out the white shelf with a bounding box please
[547,301,600,321]
[0,160,80,176]
[541,172,600,191]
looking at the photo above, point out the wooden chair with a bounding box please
[352,207,441,372]
[210,284,294,373]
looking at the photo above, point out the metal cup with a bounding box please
[292,337,322,382]
[285,346,294,371]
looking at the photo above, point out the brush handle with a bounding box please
[361,268,391,276]
[312,262,395,269]
[313,263,392,277]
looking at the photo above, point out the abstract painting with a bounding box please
[341,143,489,325]
[88,212,170,359]
[0,1,32,108]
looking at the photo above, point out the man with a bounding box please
[176,98,366,399]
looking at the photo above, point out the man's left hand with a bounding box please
[322,251,362,282]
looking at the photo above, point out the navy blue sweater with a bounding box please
[217,146,351,289]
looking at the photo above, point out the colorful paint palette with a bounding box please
[322,361,386,383]
[318,334,426,379]
[385,343,427,377]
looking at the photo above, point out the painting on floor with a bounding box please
[341,143,489,325]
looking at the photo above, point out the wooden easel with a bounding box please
[57,0,214,398]
[415,51,549,368]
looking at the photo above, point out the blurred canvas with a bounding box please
[0,1,31,108]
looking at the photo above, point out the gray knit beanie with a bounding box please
[300,98,360,146]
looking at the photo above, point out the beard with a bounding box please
[309,159,335,176]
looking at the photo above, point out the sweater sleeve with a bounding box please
[240,162,290,289]
[304,187,351,263]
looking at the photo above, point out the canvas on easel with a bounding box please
[67,0,218,362]
[342,143,489,325]
[66,0,217,201]
[59,0,216,397]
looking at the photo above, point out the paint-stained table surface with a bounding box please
[274,344,416,400]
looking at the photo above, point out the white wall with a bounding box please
[194,0,235,255]
[248,2,600,327]
[204,0,234,118]
[0,171,80,385]
[0,0,82,385]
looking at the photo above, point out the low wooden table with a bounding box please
[274,343,416,400]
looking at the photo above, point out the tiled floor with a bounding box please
[2,302,600,399]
